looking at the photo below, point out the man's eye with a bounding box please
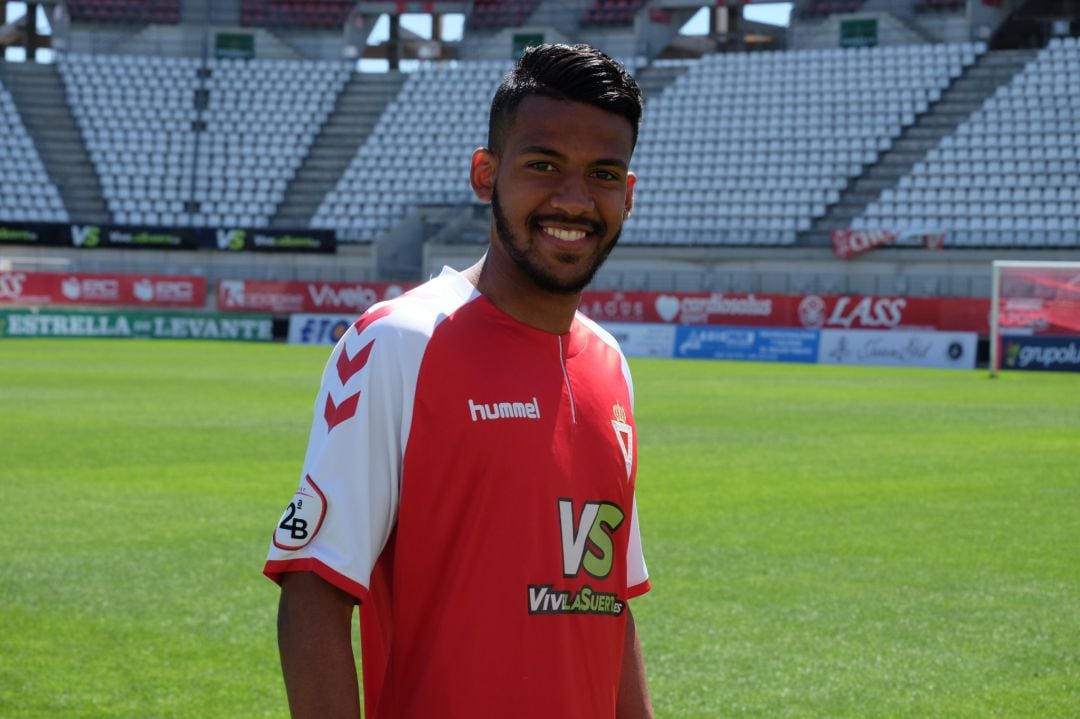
[529,162,556,172]
[594,170,620,181]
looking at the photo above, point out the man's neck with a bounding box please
[462,257,580,335]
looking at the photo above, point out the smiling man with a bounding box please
[266,44,653,719]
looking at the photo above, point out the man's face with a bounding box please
[474,95,636,295]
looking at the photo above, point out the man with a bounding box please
[265,43,653,719]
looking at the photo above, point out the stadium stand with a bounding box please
[0,81,69,223]
[59,53,201,228]
[580,0,647,28]
[914,0,965,12]
[3,0,1077,294]
[58,54,350,228]
[240,0,354,28]
[467,0,544,30]
[66,0,182,24]
[311,60,508,240]
[196,58,350,228]
[798,0,866,19]
[855,37,1080,248]
[621,43,981,247]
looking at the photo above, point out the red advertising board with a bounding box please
[217,279,416,314]
[0,271,205,307]
[579,291,993,334]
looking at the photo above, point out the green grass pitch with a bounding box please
[1,339,1077,718]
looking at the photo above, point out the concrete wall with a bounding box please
[423,242,1080,298]
[0,243,379,284]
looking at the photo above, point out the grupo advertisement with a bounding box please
[1001,336,1080,372]
[0,309,273,341]
[219,280,412,314]
[579,291,990,334]
[818,329,977,370]
[0,271,205,308]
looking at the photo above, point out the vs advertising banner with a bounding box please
[219,279,414,314]
[0,221,336,253]
[0,271,205,308]
[579,291,991,334]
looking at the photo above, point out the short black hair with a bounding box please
[487,43,643,155]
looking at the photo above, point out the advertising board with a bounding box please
[818,329,977,370]
[599,323,677,358]
[1001,336,1080,372]
[0,271,205,307]
[0,221,336,253]
[674,326,820,363]
[219,280,411,314]
[0,309,272,341]
[579,291,990,334]
[287,314,356,345]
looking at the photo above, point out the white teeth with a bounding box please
[543,227,587,242]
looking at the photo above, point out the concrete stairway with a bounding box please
[0,62,109,224]
[272,71,408,229]
[799,48,1038,246]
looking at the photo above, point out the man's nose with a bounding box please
[549,174,595,216]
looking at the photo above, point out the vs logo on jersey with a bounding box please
[528,499,627,616]
[559,499,625,579]
[273,475,327,551]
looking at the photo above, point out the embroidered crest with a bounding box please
[610,401,633,482]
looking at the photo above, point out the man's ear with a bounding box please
[470,147,497,203]
[624,171,636,219]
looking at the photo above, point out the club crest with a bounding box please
[610,401,633,482]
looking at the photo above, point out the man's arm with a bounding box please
[278,572,362,719]
[617,605,654,719]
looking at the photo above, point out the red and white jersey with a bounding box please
[264,267,649,719]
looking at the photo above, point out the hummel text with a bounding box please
[468,396,541,422]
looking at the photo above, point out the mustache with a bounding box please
[529,214,604,235]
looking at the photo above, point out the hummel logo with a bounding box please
[468,397,541,422]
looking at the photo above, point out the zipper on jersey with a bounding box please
[558,335,577,424]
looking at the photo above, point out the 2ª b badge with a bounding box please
[273,474,327,550]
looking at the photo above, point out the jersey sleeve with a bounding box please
[263,305,412,602]
[618,338,649,598]
[626,494,650,598]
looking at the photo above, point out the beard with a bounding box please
[491,187,621,295]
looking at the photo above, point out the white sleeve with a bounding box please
[264,309,412,600]
[626,494,649,594]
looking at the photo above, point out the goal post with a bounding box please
[990,260,1080,377]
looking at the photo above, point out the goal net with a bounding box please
[990,260,1080,376]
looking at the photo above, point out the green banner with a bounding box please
[840,18,878,48]
[0,309,273,341]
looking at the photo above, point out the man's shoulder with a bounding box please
[349,269,478,346]
[574,310,626,357]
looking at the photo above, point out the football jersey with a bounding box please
[264,267,649,719]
